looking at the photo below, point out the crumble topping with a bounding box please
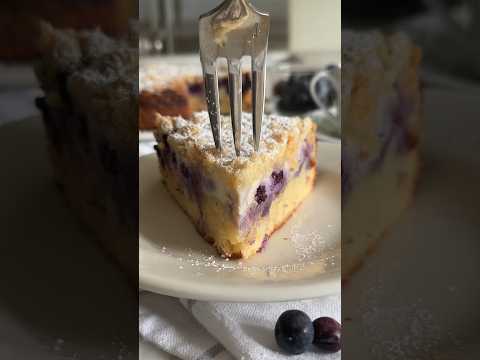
[157,112,312,172]
[342,31,413,118]
[37,21,137,99]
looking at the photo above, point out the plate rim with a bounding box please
[139,267,340,302]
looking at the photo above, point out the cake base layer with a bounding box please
[342,148,419,277]
[160,164,317,259]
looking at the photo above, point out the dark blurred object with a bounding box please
[343,0,463,27]
[343,0,480,82]
[274,73,318,113]
[342,0,428,25]
[401,0,480,81]
[274,71,337,114]
[0,0,136,61]
[311,67,338,110]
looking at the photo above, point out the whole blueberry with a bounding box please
[275,310,314,355]
[271,170,284,186]
[313,317,341,353]
[255,185,267,204]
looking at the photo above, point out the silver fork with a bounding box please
[199,0,270,156]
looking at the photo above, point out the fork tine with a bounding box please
[227,59,242,156]
[252,54,267,151]
[202,62,222,150]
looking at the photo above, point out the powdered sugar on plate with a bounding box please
[150,201,339,280]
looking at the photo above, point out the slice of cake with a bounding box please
[154,112,317,259]
[33,23,138,277]
[342,31,422,277]
[139,64,253,130]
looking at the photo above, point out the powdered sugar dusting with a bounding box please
[157,245,335,279]
[150,201,340,279]
[158,111,307,173]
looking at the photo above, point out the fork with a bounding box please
[199,0,270,156]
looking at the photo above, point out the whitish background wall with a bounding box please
[288,0,341,52]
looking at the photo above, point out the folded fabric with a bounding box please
[139,291,341,360]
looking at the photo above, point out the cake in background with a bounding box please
[33,23,138,276]
[342,31,422,277]
[0,0,134,61]
[139,64,252,130]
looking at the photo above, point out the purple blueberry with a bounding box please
[271,170,286,196]
[188,82,204,94]
[271,170,284,185]
[313,317,341,353]
[275,310,314,355]
[255,185,267,204]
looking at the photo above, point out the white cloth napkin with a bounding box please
[139,292,341,360]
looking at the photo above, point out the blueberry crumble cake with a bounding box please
[154,112,317,258]
[139,64,252,130]
[342,31,422,276]
[34,23,138,275]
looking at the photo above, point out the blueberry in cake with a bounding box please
[139,64,252,130]
[154,112,317,259]
[34,23,138,276]
[342,31,422,276]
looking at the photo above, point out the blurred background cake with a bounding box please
[341,31,422,276]
[139,64,253,130]
[0,0,135,61]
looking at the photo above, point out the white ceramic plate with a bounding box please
[139,142,341,302]
[139,131,155,142]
